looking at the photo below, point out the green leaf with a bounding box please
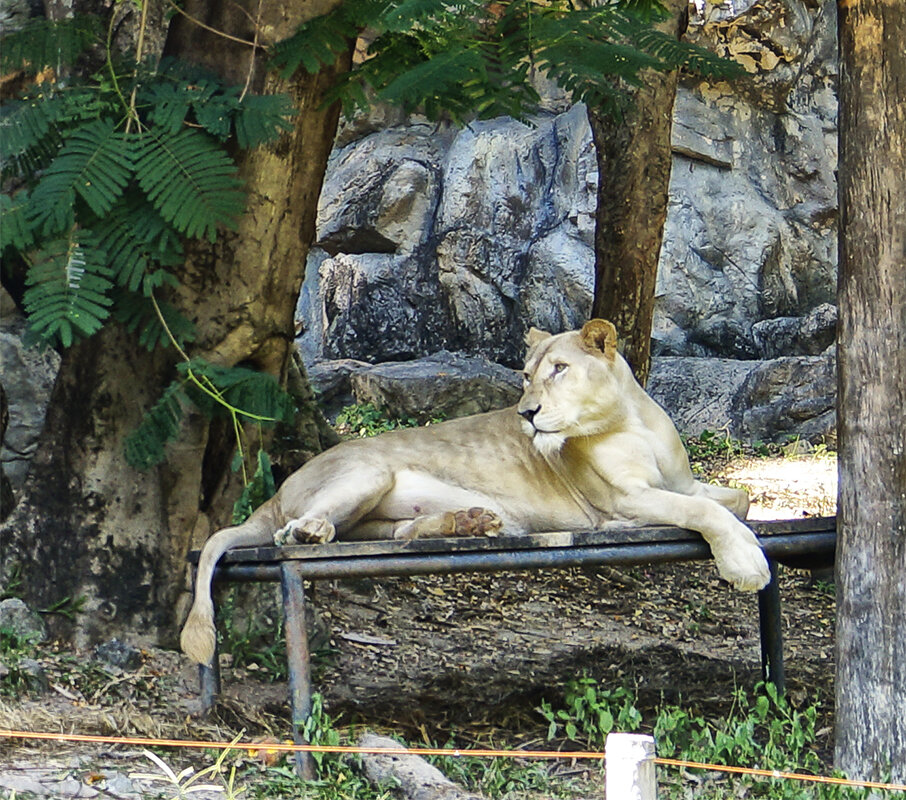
[112,290,196,352]
[94,193,183,292]
[22,231,114,347]
[0,14,101,73]
[180,360,295,425]
[0,191,35,252]
[29,119,132,236]
[234,93,296,149]
[132,127,245,242]
[0,95,63,178]
[124,379,188,470]
[231,449,277,524]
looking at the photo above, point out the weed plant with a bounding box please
[538,674,864,800]
[333,402,444,439]
[0,626,41,696]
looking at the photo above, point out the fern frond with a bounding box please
[0,192,35,252]
[22,231,114,347]
[94,193,183,292]
[113,290,196,351]
[0,94,64,177]
[232,449,277,524]
[269,0,370,78]
[380,0,482,33]
[180,360,295,425]
[124,379,188,470]
[28,119,132,236]
[142,81,204,134]
[378,47,487,119]
[133,127,245,242]
[0,14,101,72]
[234,93,296,149]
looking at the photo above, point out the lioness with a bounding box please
[181,319,770,665]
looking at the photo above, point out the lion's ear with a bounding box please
[580,319,618,361]
[525,327,552,350]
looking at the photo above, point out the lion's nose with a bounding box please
[519,406,539,424]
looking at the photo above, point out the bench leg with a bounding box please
[757,560,785,694]
[199,647,221,715]
[281,561,316,780]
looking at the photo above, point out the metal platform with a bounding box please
[191,516,836,778]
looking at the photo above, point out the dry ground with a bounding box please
[0,453,838,798]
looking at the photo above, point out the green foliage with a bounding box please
[0,14,101,73]
[216,584,288,682]
[538,676,642,746]
[538,676,864,800]
[132,127,245,242]
[21,230,115,347]
[429,739,556,797]
[273,0,744,123]
[334,402,444,438]
[0,626,43,696]
[123,360,295,470]
[232,449,278,525]
[0,24,295,352]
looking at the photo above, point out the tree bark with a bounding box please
[0,0,348,647]
[588,0,687,386]
[835,0,906,783]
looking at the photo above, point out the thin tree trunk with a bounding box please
[0,1,348,647]
[835,0,906,783]
[588,0,687,386]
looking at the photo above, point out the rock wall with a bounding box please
[295,0,838,444]
[298,0,838,368]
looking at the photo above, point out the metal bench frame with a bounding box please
[191,516,836,778]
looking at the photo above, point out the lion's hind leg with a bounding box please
[396,507,503,540]
[350,508,503,541]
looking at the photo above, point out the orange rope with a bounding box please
[655,757,906,792]
[2,729,904,792]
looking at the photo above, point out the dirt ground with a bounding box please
[0,453,837,798]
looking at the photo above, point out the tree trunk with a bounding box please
[835,0,906,783]
[0,0,348,648]
[588,0,687,386]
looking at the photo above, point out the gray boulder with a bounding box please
[731,353,836,445]
[349,351,522,423]
[751,303,837,358]
[648,357,760,436]
[649,354,836,446]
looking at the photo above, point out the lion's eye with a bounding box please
[552,363,568,375]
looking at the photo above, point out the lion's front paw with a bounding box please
[453,507,503,538]
[713,541,771,591]
[274,517,336,546]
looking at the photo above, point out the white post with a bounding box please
[605,732,657,800]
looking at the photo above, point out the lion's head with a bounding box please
[517,319,628,457]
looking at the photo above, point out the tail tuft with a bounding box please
[180,602,216,665]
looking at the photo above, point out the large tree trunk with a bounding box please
[588,0,687,386]
[0,0,348,648]
[835,0,906,783]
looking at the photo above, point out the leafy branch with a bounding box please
[271,0,744,123]
[1,15,297,472]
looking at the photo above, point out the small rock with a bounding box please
[18,657,50,694]
[93,639,143,670]
[0,597,48,643]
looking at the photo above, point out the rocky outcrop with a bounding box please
[0,297,60,510]
[293,0,839,445]
[298,105,596,367]
[298,0,838,370]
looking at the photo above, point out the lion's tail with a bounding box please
[180,507,276,665]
